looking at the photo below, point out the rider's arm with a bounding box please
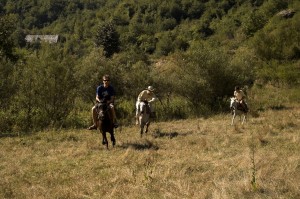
[96,86,102,102]
[96,95,100,102]
[149,96,158,103]
[149,95,158,103]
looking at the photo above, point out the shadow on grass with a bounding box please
[152,131,179,139]
[0,132,20,138]
[257,105,292,112]
[119,139,159,150]
[270,105,289,110]
[152,129,193,139]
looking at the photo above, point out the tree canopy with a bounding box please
[0,0,299,132]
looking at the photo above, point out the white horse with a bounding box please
[138,101,151,137]
[230,97,247,125]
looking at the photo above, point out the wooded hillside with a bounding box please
[0,0,299,132]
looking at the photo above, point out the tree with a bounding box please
[95,22,120,57]
[0,58,16,110]
[74,48,108,104]
[14,44,78,130]
[0,14,17,60]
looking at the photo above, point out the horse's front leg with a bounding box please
[101,131,108,149]
[145,122,150,134]
[110,130,116,147]
[140,126,144,138]
[241,114,246,125]
[231,114,236,125]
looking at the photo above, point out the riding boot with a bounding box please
[110,108,118,128]
[88,106,98,130]
[87,124,97,130]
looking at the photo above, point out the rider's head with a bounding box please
[102,75,110,87]
[235,86,240,91]
[147,86,155,93]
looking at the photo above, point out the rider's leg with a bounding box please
[149,103,156,118]
[135,101,140,125]
[88,105,98,130]
[110,104,118,128]
[240,100,248,112]
[243,100,249,112]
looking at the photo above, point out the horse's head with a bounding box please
[97,101,109,121]
[230,97,237,109]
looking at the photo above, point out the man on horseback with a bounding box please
[233,86,249,113]
[135,86,158,125]
[88,74,118,130]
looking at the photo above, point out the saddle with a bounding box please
[142,100,149,105]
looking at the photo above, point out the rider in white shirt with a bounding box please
[135,86,158,125]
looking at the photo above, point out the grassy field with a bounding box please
[1,100,299,199]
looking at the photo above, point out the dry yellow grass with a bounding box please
[0,104,299,199]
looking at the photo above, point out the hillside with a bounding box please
[1,102,299,198]
[0,0,299,132]
[0,2,299,198]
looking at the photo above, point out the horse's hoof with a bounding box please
[102,141,107,145]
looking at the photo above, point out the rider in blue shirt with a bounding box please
[96,83,115,102]
[88,74,118,130]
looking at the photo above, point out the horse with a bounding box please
[96,101,116,149]
[138,100,151,137]
[230,97,247,125]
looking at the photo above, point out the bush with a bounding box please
[0,111,13,133]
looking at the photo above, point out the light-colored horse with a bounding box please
[230,97,247,125]
[138,101,151,137]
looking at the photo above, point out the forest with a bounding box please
[0,0,299,132]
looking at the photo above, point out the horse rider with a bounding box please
[88,74,118,130]
[233,86,249,112]
[135,86,158,125]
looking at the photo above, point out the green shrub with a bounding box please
[0,111,13,133]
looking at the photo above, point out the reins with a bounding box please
[97,103,111,119]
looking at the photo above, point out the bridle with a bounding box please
[97,101,110,121]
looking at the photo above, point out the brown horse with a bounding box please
[138,101,151,137]
[96,101,116,149]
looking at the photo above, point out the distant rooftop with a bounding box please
[277,9,295,18]
[25,35,59,43]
